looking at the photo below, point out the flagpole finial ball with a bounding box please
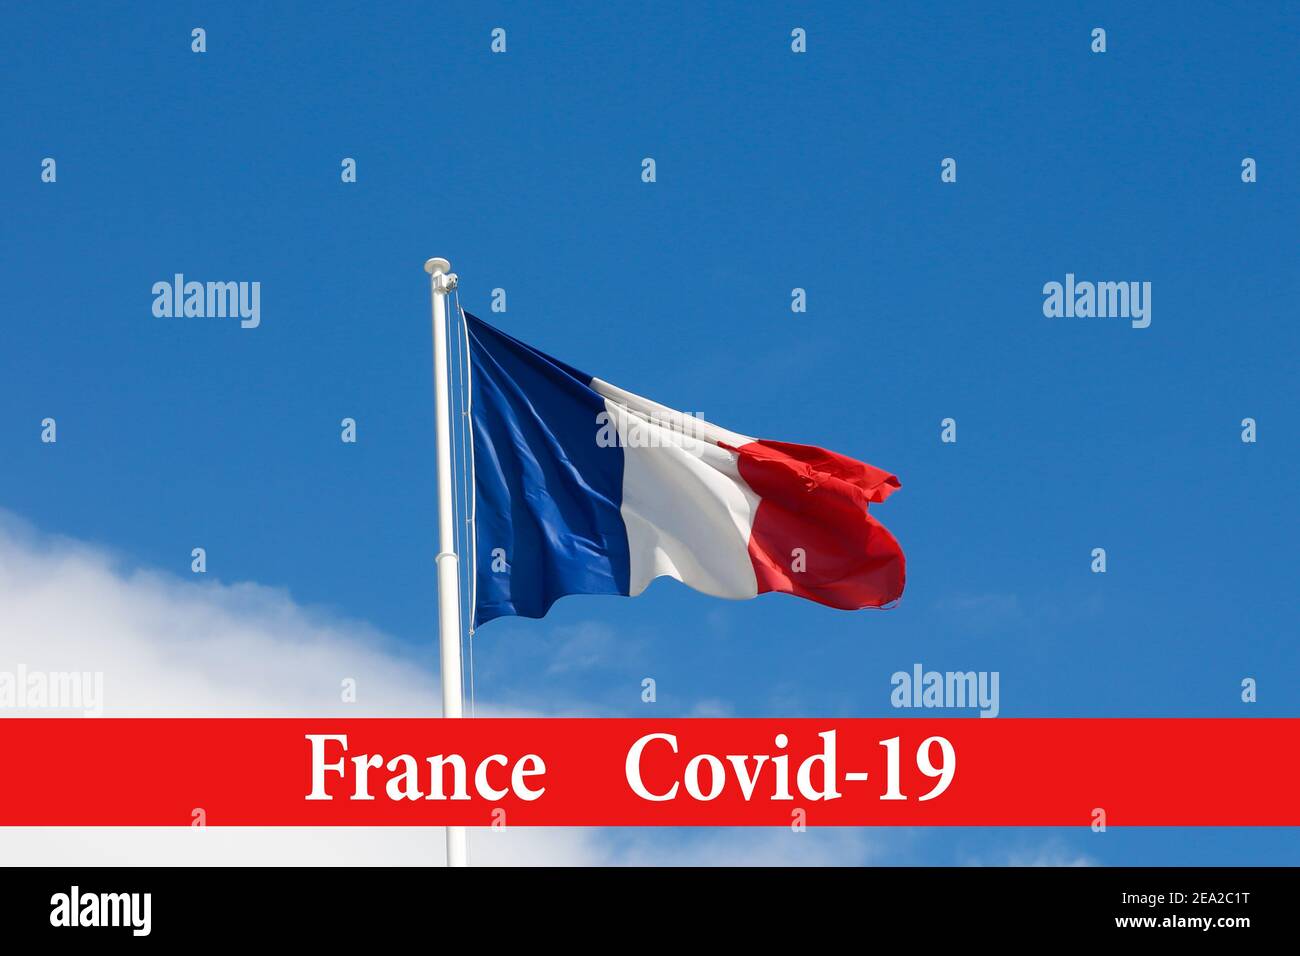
[424,257,452,276]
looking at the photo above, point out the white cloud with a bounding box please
[598,827,886,867]
[0,513,438,718]
[6,826,890,867]
[0,512,881,866]
[687,697,734,717]
[0,826,611,867]
[960,839,1096,868]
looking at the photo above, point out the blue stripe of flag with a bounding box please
[466,313,631,624]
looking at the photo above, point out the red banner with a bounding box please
[1,718,1293,826]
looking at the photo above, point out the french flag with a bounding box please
[467,313,905,625]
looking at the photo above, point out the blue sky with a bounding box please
[1,2,1296,864]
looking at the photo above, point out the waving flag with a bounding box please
[466,313,905,625]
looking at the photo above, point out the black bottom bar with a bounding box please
[0,865,1282,941]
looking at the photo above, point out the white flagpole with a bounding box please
[425,256,468,867]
